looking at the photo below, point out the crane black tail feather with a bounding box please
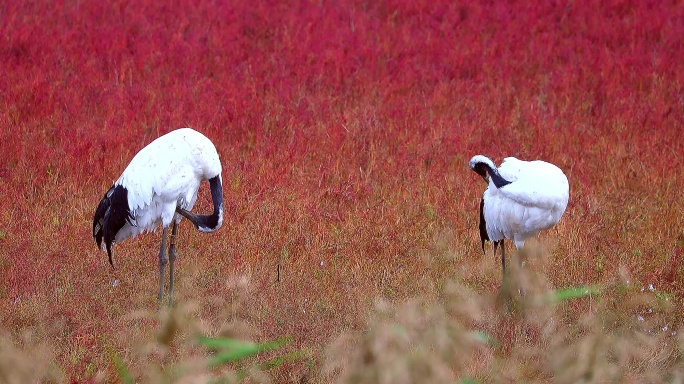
[479,197,489,252]
[92,185,133,268]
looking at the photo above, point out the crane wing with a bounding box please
[495,158,569,211]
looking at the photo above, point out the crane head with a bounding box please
[469,155,495,184]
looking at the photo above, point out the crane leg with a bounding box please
[500,240,506,280]
[168,221,179,307]
[496,240,513,311]
[158,227,169,304]
[494,240,505,280]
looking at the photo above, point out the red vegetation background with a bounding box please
[1,0,683,381]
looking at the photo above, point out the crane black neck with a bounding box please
[483,164,512,189]
[175,175,223,232]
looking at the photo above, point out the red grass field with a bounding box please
[2,0,684,382]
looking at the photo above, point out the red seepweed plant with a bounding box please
[1,0,683,382]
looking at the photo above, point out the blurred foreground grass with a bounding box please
[2,245,683,383]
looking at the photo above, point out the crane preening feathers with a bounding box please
[93,128,224,306]
[469,155,569,281]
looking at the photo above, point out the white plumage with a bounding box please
[114,128,223,240]
[93,128,224,305]
[469,155,569,278]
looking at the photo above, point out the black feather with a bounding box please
[479,197,489,252]
[175,175,223,231]
[471,157,511,189]
[93,187,112,249]
[92,185,133,268]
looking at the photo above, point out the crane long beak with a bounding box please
[480,174,490,185]
[176,206,199,229]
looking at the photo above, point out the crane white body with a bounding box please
[93,128,224,306]
[481,157,569,248]
[114,128,223,242]
[469,155,569,280]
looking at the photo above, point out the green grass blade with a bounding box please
[235,350,307,380]
[472,330,497,347]
[111,352,135,384]
[258,350,306,371]
[547,285,602,303]
[198,336,258,350]
[199,336,291,366]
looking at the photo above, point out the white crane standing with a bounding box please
[469,155,569,282]
[93,128,224,306]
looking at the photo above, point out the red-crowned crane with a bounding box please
[469,155,569,282]
[93,128,224,306]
